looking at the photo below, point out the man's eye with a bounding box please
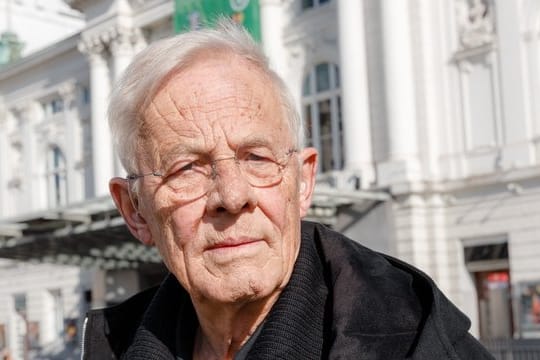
[246,153,269,162]
[169,162,197,177]
[179,163,194,171]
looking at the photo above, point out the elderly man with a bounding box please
[82,21,493,360]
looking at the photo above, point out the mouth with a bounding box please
[206,237,263,251]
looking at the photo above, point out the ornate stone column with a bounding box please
[107,26,136,82]
[79,38,113,197]
[337,0,374,188]
[260,0,287,76]
[107,26,145,176]
[377,0,420,187]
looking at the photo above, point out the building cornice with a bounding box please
[387,164,540,199]
[0,34,81,81]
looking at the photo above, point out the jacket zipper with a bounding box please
[80,316,88,359]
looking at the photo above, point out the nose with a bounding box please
[205,157,257,216]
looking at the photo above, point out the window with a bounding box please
[13,293,28,359]
[47,289,64,338]
[463,236,512,339]
[302,0,330,10]
[13,293,27,316]
[47,145,67,207]
[51,98,64,114]
[81,86,90,105]
[43,98,64,117]
[302,63,343,172]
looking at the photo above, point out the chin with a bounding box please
[199,274,281,305]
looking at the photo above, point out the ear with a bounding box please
[109,177,154,246]
[297,147,318,218]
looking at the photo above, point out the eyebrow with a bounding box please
[242,138,297,156]
[158,143,205,169]
[156,136,288,169]
[236,137,277,149]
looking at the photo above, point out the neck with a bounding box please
[192,292,280,360]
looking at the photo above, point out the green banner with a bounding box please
[174,0,261,42]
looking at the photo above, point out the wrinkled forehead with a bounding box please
[138,52,292,158]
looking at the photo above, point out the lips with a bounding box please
[206,237,263,251]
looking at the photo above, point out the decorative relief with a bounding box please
[455,0,495,50]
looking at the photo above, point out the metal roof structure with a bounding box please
[0,188,391,268]
[0,196,161,269]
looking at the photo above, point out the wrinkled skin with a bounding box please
[110,50,317,358]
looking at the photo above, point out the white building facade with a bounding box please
[1,0,540,357]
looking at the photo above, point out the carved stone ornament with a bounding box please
[78,35,106,58]
[455,0,495,49]
[106,26,145,56]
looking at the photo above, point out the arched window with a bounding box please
[302,62,343,173]
[47,145,67,207]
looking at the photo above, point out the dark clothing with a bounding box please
[82,221,494,359]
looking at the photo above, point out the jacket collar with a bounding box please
[121,225,329,359]
[121,274,188,359]
[102,221,480,359]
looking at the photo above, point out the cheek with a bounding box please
[143,191,201,251]
[165,203,205,247]
[257,180,301,234]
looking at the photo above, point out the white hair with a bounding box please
[108,19,304,175]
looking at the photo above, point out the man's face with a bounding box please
[130,52,316,305]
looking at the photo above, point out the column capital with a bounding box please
[78,35,107,64]
[106,26,145,57]
[104,26,132,56]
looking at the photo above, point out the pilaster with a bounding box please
[12,102,44,211]
[493,1,530,166]
[59,81,85,204]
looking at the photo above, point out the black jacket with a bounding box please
[82,221,494,359]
